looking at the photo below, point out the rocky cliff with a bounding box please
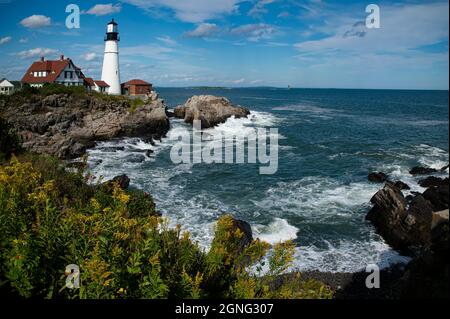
[1,93,170,159]
[174,95,250,128]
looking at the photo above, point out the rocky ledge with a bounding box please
[174,95,250,128]
[364,166,449,298]
[1,93,170,159]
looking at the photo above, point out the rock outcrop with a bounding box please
[174,95,250,128]
[409,166,438,175]
[368,172,388,183]
[1,93,170,159]
[366,174,449,254]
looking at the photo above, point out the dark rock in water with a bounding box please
[111,174,130,190]
[366,184,409,251]
[422,185,449,212]
[368,172,388,183]
[230,218,253,253]
[102,174,130,191]
[146,149,154,157]
[405,195,434,245]
[144,137,155,146]
[367,180,449,253]
[409,166,438,175]
[98,146,125,152]
[394,181,411,190]
[166,110,175,118]
[125,154,146,163]
[419,176,449,188]
[441,164,449,171]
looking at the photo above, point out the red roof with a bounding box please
[21,57,81,84]
[123,79,151,86]
[94,80,110,87]
[84,77,95,86]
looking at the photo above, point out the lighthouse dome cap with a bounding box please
[108,18,118,25]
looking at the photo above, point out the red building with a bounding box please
[21,55,85,88]
[122,79,152,96]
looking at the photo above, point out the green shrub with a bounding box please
[129,98,145,113]
[0,156,333,299]
[0,118,21,162]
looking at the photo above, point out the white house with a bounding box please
[0,78,14,95]
[84,77,110,93]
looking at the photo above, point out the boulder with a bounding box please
[419,177,449,188]
[232,218,253,251]
[368,172,388,183]
[409,166,438,175]
[102,174,130,191]
[174,95,250,129]
[367,179,449,254]
[422,185,449,212]
[366,184,410,250]
[394,181,411,190]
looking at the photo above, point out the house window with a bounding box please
[33,72,38,77]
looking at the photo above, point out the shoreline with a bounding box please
[1,88,448,298]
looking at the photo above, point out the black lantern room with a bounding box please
[105,19,119,41]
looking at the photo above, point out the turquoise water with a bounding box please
[87,88,449,272]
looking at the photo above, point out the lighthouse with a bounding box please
[101,19,121,95]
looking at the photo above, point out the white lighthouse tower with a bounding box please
[101,19,121,95]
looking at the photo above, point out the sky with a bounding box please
[0,0,448,89]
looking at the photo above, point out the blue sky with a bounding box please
[0,0,448,89]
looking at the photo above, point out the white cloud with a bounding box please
[156,36,177,46]
[230,23,276,42]
[295,2,449,55]
[20,15,51,28]
[184,23,220,38]
[122,0,240,23]
[292,2,449,89]
[85,3,122,16]
[17,48,58,59]
[0,36,12,45]
[82,52,98,61]
[249,0,276,17]
[19,38,28,43]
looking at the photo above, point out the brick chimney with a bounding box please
[60,54,65,61]
[40,57,45,62]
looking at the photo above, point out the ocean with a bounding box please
[86,88,449,273]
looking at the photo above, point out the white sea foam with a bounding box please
[293,239,411,273]
[83,118,443,273]
[252,177,380,221]
[415,144,449,171]
[252,218,299,244]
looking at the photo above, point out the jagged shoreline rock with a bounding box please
[174,95,250,128]
[364,166,449,298]
[1,93,170,159]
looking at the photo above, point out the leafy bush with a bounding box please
[0,156,333,299]
[0,118,20,162]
